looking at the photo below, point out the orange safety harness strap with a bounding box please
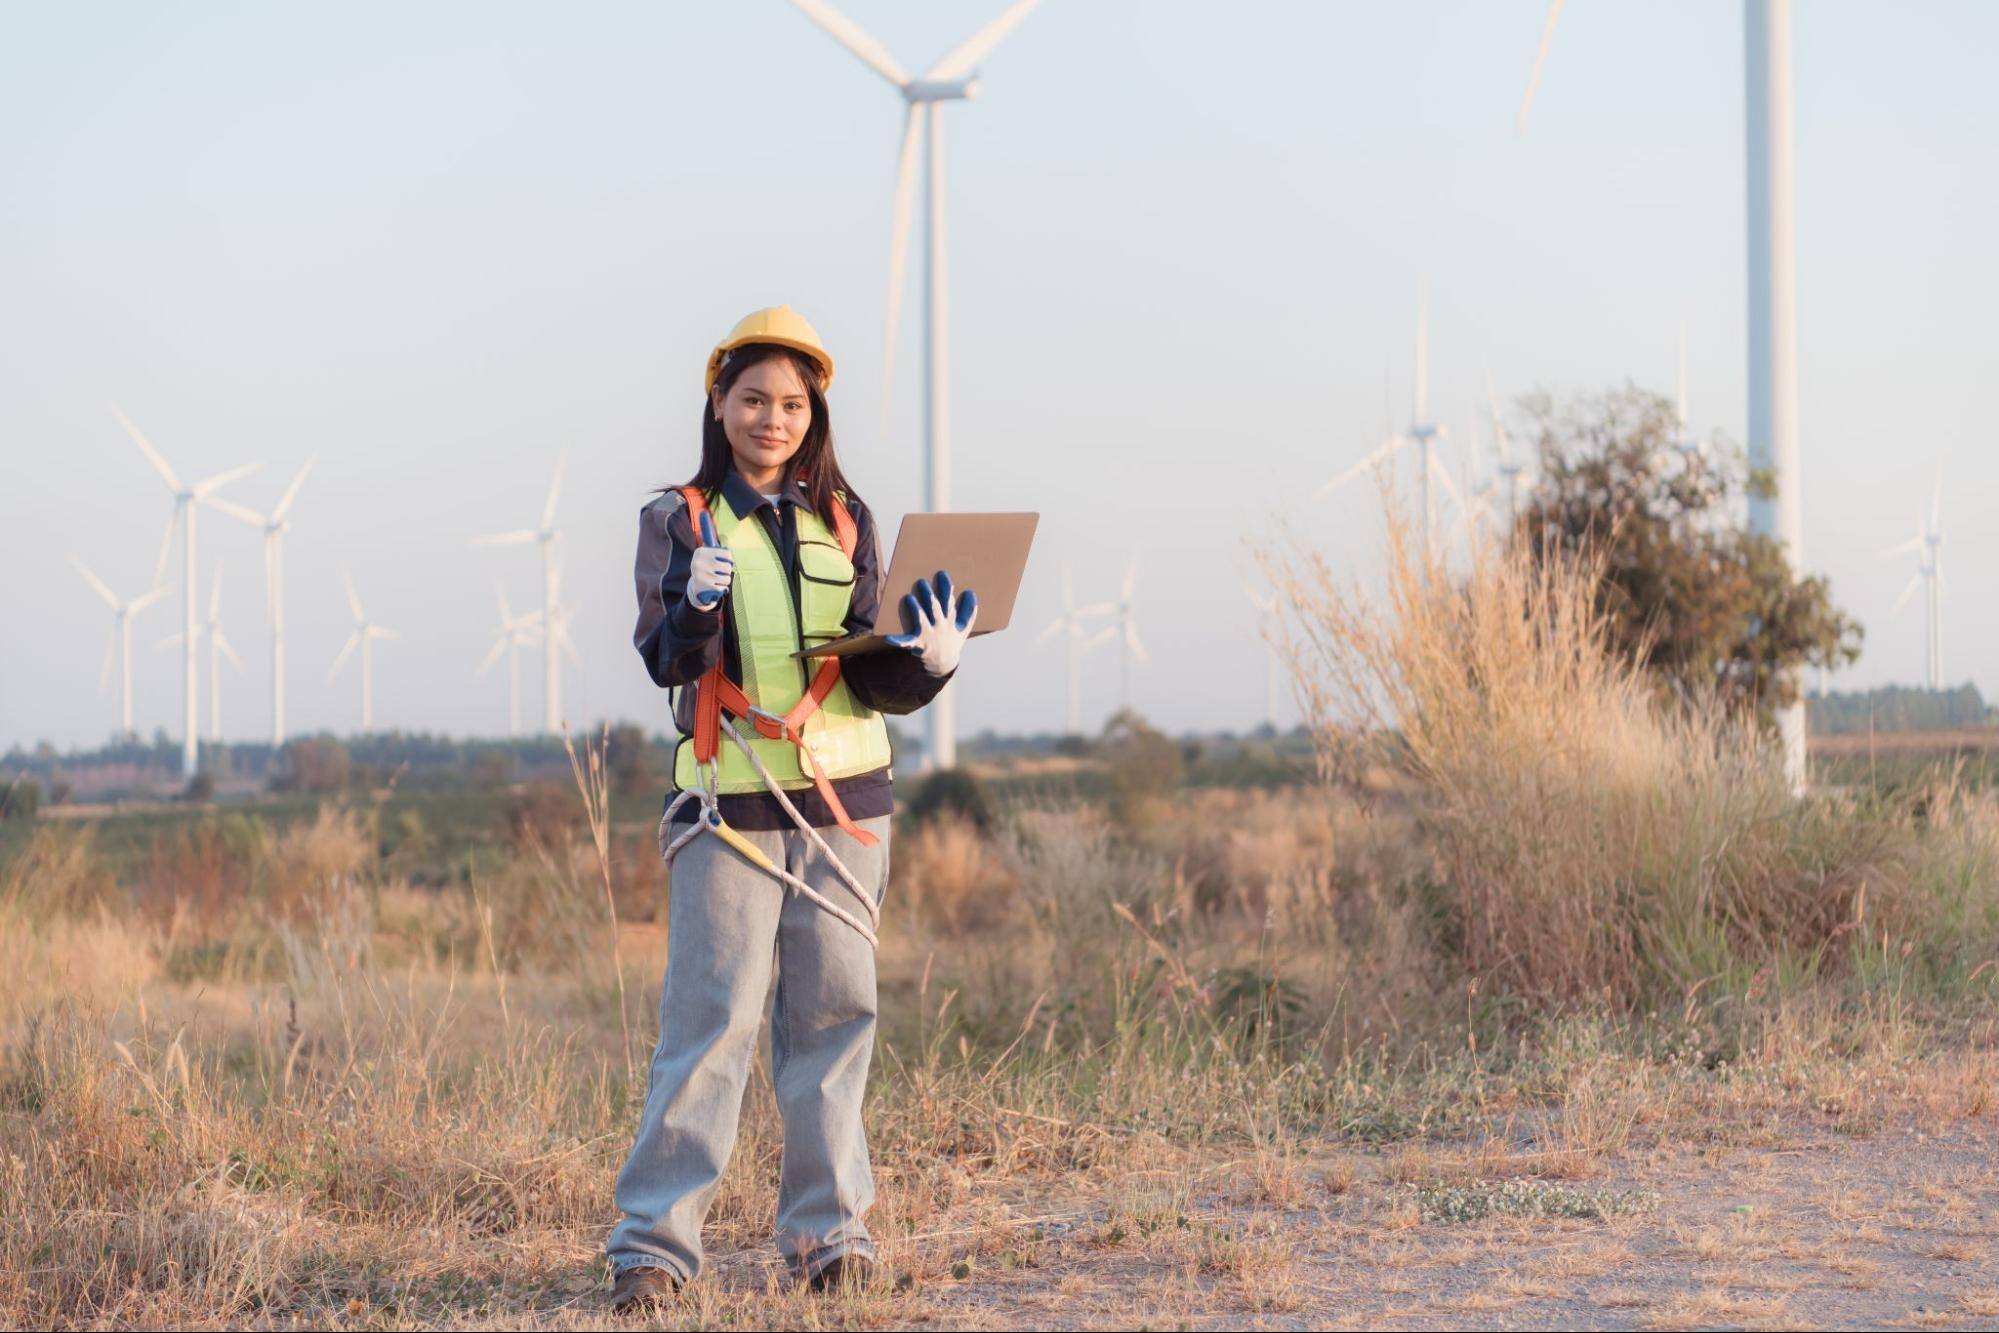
[678,485,879,848]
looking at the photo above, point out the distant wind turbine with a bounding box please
[1879,476,1945,692]
[1109,557,1148,712]
[788,0,1044,771]
[477,587,543,739]
[1245,585,1282,732]
[72,559,171,741]
[1485,372,1527,523]
[1036,567,1114,735]
[472,454,566,733]
[118,408,260,777]
[329,574,396,733]
[206,458,314,747]
[1317,284,1451,563]
[157,564,243,743]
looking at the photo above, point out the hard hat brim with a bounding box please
[704,337,835,396]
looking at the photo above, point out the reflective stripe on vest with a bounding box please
[672,493,893,795]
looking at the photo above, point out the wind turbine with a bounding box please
[472,455,566,733]
[1109,557,1148,712]
[1880,478,1945,692]
[1036,567,1113,735]
[72,560,171,741]
[1485,373,1527,524]
[206,459,313,747]
[788,0,1043,772]
[1672,324,1705,463]
[157,565,244,743]
[1245,585,1282,732]
[1317,285,1450,563]
[329,574,396,733]
[1517,0,1808,786]
[477,587,544,739]
[118,408,260,777]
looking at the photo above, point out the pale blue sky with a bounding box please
[3,1,1994,750]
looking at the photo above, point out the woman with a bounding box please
[607,306,975,1309]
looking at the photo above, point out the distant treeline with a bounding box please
[1808,684,1994,736]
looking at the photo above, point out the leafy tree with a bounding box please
[272,737,351,793]
[1514,386,1862,725]
[1099,709,1184,826]
[603,722,657,798]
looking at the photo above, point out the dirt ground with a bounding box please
[404,1117,1998,1331]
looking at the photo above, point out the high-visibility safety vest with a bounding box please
[670,487,893,845]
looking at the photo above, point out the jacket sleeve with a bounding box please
[838,498,954,716]
[633,495,725,688]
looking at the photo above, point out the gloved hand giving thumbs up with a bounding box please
[685,511,734,610]
[887,570,978,677]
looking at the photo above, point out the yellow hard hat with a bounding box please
[705,305,835,396]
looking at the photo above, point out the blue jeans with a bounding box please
[606,813,890,1282]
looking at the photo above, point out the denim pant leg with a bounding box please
[770,815,892,1278]
[606,822,786,1280]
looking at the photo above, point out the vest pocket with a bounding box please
[797,539,856,640]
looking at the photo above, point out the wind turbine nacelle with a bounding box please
[905,77,979,103]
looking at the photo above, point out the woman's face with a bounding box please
[712,356,812,484]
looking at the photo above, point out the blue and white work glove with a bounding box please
[887,570,978,677]
[685,511,734,609]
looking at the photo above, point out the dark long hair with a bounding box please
[679,343,862,517]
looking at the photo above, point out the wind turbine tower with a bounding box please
[478,588,545,738]
[1037,567,1112,735]
[330,574,396,733]
[473,456,567,733]
[208,460,313,746]
[788,0,1043,771]
[118,409,260,778]
[1882,483,1945,691]
[1517,0,1809,787]
[72,560,170,741]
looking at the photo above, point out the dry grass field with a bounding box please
[5,526,1997,1330]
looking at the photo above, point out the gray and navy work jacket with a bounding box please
[632,469,948,828]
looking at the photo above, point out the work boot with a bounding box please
[806,1253,878,1294]
[609,1265,682,1314]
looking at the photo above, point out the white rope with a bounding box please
[659,731,880,948]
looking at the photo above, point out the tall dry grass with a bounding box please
[1264,511,1994,1004]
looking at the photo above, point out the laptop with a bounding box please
[794,512,1040,658]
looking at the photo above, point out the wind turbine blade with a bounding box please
[1124,622,1149,665]
[114,407,182,492]
[1037,618,1066,642]
[476,635,507,677]
[329,631,360,678]
[215,630,244,671]
[344,573,364,623]
[541,454,566,532]
[496,584,514,622]
[1071,601,1114,619]
[471,530,538,547]
[71,558,119,610]
[1516,0,1567,133]
[271,457,314,522]
[151,513,178,589]
[200,494,265,528]
[925,0,1041,81]
[1429,453,1466,512]
[1931,469,1944,530]
[192,461,262,498]
[129,584,172,615]
[557,623,581,668]
[1890,574,1922,617]
[788,0,910,86]
[1314,434,1405,502]
[1083,625,1118,652]
[880,101,923,432]
[1876,536,1923,560]
[369,625,399,641]
[1121,558,1137,603]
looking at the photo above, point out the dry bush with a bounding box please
[1264,510,1942,1004]
[0,822,115,921]
[891,812,1017,933]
